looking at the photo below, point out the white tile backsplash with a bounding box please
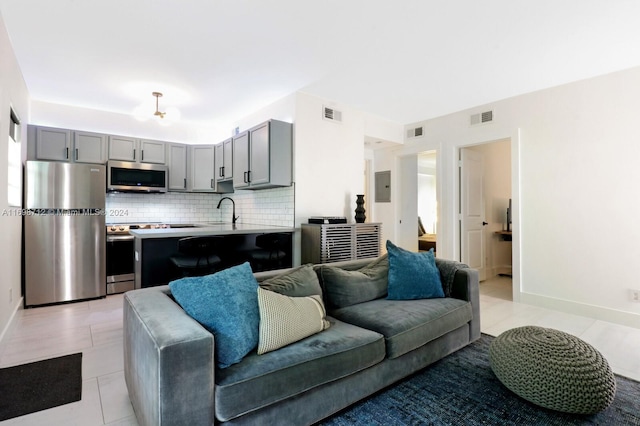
[105,186,294,227]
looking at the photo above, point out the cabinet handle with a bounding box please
[75,148,78,161]
[247,170,251,183]
[184,178,186,189]
[141,150,144,161]
[211,178,214,188]
[243,171,248,183]
[65,147,69,159]
[133,149,136,160]
[220,166,224,178]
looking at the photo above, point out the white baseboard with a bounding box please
[0,297,23,343]
[520,292,640,329]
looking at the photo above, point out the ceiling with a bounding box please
[2,1,640,132]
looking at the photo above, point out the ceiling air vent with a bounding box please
[470,110,494,126]
[323,106,342,123]
[406,126,424,139]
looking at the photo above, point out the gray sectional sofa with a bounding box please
[123,256,480,426]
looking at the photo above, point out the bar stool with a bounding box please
[247,233,289,272]
[170,236,223,277]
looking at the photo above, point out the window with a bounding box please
[7,107,21,207]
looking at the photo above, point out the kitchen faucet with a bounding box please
[217,197,239,224]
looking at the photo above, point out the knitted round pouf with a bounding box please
[489,326,616,414]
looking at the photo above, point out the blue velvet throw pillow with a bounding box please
[169,262,259,369]
[386,240,444,300]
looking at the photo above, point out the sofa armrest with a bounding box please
[449,268,481,342]
[124,287,215,426]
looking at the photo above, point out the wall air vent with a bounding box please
[470,110,494,126]
[323,106,343,123]
[406,126,424,139]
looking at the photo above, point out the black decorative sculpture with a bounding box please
[355,194,366,223]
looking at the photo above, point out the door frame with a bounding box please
[454,129,521,302]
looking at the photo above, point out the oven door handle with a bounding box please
[107,235,135,242]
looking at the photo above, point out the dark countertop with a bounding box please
[129,222,295,239]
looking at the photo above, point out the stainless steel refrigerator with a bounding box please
[24,161,106,307]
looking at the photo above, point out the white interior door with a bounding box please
[460,148,486,280]
[397,155,418,250]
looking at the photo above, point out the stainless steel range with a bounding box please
[106,223,171,294]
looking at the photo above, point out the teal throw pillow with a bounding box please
[386,240,444,300]
[169,262,259,369]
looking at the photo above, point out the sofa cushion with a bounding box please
[330,298,472,359]
[214,317,385,422]
[257,287,330,354]
[260,264,322,297]
[317,254,388,309]
[168,262,259,369]
[386,241,444,300]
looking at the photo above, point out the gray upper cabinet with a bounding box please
[35,126,71,161]
[167,143,187,191]
[140,140,166,164]
[29,125,106,164]
[248,123,270,186]
[215,138,233,182]
[233,119,292,190]
[108,136,165,164]
[190,145,216,192]
[233,132,250,189]
[74,131,107,163]
[108,136,137,161]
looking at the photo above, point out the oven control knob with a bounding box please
[119,226,125,231]
[110,226,116,232]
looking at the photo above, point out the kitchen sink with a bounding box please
[167,224,198,228]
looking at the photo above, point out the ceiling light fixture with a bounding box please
[133,91,181,124]
[152,91,166,119]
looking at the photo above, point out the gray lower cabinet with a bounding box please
[167,143,187,191]
[28,125,107,164]
[301,223,381,264]
[233,119,292,190]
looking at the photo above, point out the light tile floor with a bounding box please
[0,294,138,426]
[0,279,638,425]
[480,275,640,382]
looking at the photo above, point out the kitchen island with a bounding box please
[131,223,295,288]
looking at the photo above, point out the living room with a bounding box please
[1,1,640,425]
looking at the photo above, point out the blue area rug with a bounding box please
[320,335,640,425]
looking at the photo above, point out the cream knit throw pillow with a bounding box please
[257,287,330,355]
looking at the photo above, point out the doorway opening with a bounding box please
[418,151,437,254]
[459,139,513,300]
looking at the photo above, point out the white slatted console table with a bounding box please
[301,223,381,264]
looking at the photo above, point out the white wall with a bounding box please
[222,91,401,265]
[0,12,30,339]
[293,93,366,263]
[31,100,228,144]
[386,66,640,328]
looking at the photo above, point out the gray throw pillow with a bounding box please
[260,264,322,297]
[318,255,388,309]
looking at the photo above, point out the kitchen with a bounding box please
[23,119,295,307]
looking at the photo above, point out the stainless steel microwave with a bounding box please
[107,161,168,193]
